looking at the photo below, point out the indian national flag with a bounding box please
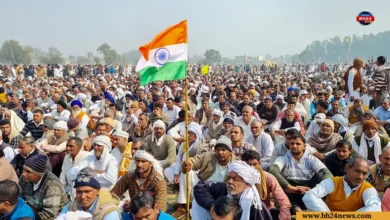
[136,20,188,86]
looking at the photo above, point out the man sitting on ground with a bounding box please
[303,156,381,211]
[366,146,390,196]
[269,133,333,213]
[325,140,358,177]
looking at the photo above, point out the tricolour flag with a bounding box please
[201,65,209,75]
[136,20,188,86]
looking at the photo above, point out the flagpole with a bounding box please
[184,77,190,220]
[185,20,190,220]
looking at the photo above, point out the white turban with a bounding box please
[153,120,166,130]
[77,93,88,101]
[113,130,129,139]
[93,135,112,151]
[276,94,284,100]
[53,121,68,130]
[228,161,262,220]
[212,109,224,126]
[129,150,163,177]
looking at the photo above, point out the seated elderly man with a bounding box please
[269,133,333,213]
[303,156,381,212]
[346,98,368,125]
[111,150,167,216]
[305,113,325,140]
[354,110,388,138]
[191,161,272,220]
[143,120,176,169]
[67,135,118,190]
[325,140,359,177]
[246,120,274,170]
[165,123,207,217]
[234,105,256,140]
[366,146,390,197]
[19,154,69,220]
[58,167,120,219]
[271,109,301,145]
[242,150,292,220]
[180,139,238,217]
[270,128,318,164]
[352,121,390,165]
[275,101,305,134]
[203,109,224,142]
[308,119,343,161]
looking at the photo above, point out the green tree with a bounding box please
[76,56,90,64]
[68,55,77,64]
[39,47,65,64]
[0,40,25,64]
[93,56,102,64]
[22,45,34,64]
[122,50,141,65]
[97,43,121,65]
[204,49,222,64]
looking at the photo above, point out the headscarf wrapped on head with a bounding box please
[212,109,224,126]
[228,161,262,220]
[152,120,166,146]
[93,135,112,169]
[128,150,164,177]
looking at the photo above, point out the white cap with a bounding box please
[113,130,129,139]
[53,121,68,130]
[314,113,326,123]
[299,90,308,96]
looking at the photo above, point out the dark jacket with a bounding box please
[0,197,35,220]
[324,151,359,177]
[194,181,272,220]
[11,148,52,177]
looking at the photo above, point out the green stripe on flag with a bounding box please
[139,61,187,86]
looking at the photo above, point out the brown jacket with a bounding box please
[189,152,238,180]
[194,108,213,125]
[111,170,167,212]
[368,164,387,195]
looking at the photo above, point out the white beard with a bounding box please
[72,110,80,116]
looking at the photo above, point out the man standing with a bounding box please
[373,56,390,107]
[19,154,69,220]
[303,156,381,211]
[344,58,365,105]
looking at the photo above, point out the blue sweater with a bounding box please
[0,197,35,220]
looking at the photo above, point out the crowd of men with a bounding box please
[0,56,389,220]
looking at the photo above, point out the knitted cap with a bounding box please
[363,110,376,119]
[74,167,101,189]
[67,118,79,130]
[363,121,378,131]
[24,154,48,176]
[214,137,232,152]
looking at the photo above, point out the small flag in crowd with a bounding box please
[136,20,188,86]
[201,65,209,75]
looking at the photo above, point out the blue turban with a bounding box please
[104,91,116,104]
[71,100,83,108]
[288,87,297,92]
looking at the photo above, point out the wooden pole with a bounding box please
[184,78,190,220]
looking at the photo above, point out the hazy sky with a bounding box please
[0,0,389,58]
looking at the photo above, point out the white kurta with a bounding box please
[66,154,118,190]
[246,132,274,170]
